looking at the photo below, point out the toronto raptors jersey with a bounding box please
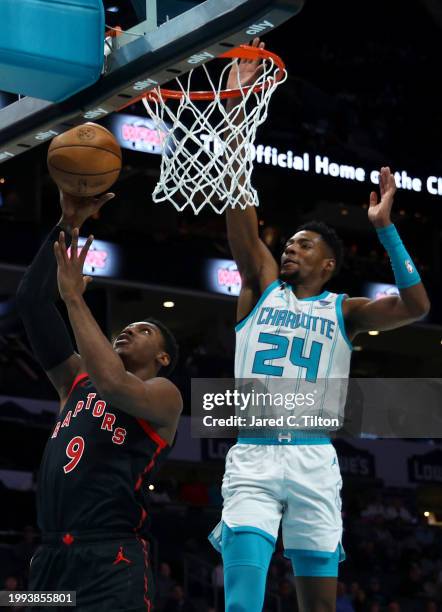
[234,280,353,429]
[37,373,171,534]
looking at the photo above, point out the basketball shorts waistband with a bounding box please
[42,530,140,545]
[237,431,331,445]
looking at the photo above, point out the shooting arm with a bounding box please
[224,43,279,319]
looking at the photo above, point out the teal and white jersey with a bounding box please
[234,279,353,430]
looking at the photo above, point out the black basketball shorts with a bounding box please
[27,531,154,611]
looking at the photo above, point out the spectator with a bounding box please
[211,561,224,610]
[366,577,386,607]
[387,602,401,612]
[415,516,435,547]
[349,581,360,598]
[12,525,38,583]
[211,563,223,589]
[361,494,386,520]
[400,564,424,598]
[0,576,24,612]
[163,585,196,612]
[3,576,20,590]
[156,562,176,611]
[385,498,414,524]
[422,571,439,599]
[352,588,368,612]
[148,482,172,505]
[336,582,355,612]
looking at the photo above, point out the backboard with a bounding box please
[0,0,305,165]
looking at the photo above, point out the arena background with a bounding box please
[0,0,441,610]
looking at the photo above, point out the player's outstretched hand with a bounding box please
[59,190,115,229]
[367,166,397,228]
[54,228,94,303]
[226,37,265,91]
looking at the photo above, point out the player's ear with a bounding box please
[323,258,336,276]
[156,351,171,370]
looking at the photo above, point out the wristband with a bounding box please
[376,224,421,289]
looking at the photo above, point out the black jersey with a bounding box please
[36,373,171,535]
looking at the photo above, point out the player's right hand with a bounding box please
[59,190,115,229]
[54,228,95,302]
[226,37,266,91]
[367,166,397,229]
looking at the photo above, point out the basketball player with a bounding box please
[16,190,183,611]
[209,39,431,612]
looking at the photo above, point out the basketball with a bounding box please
[47,123,122,197]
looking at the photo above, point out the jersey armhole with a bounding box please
[335,294,353,350]
[235,280,281,332]
[136,418,169,449]
[65,372,89,400]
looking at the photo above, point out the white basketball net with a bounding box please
[142,54,287,215]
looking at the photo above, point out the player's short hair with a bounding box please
[144,317,179,376]
[295,220,343,276]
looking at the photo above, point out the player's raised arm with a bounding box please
[15,190,113,404]
[53,229,182,426]
[225,38,279,320]
[343,167,431,339]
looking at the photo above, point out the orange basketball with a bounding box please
[47,123,122,197]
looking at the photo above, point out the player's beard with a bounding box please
[279,268,300,284]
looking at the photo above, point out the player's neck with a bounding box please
[287,280,326,300]
[127,362,158,381]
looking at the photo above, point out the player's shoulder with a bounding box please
[143,376,183,412]
[340,296,371,319]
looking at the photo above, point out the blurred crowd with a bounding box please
[1,485,441,611]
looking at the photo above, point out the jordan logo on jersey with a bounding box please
[113,546,131,565]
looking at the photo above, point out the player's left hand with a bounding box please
[226,37,265,91]
[367,166,397,228]
[54,228,94,302]
[59,190,115,230]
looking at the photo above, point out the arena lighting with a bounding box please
[70,237,122,277]
[368,331,379,336]
[200,137,442,199]
[163,301,175,308]
[424,511,430,517]
[205,258,241,296]
[108,113,168,154]
[148,484,155,491]
[364,283,399,301]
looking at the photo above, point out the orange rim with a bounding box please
[148,45,285,101]
[118,45,285,110]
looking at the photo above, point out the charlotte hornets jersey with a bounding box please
[37,373,171,535]
[234,280,353,429]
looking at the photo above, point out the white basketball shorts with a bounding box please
[209,441,344,556]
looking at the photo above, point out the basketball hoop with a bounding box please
[141,45,287,215]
